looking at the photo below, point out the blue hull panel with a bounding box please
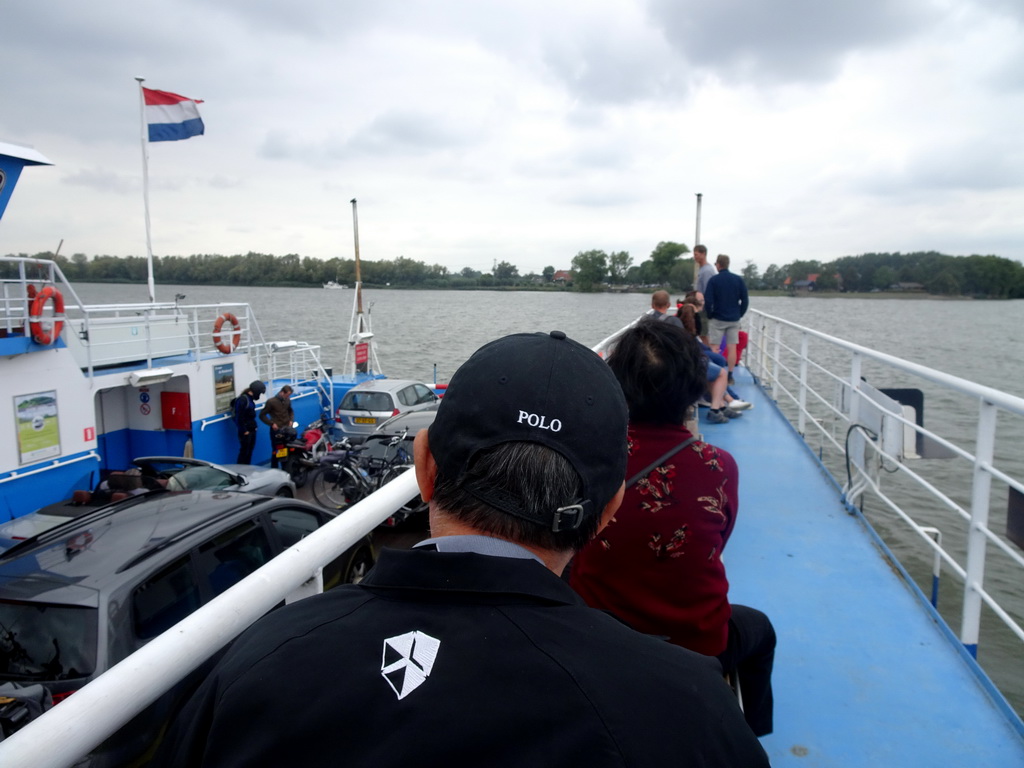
[0,453,99,522]
[710,368,1024,765]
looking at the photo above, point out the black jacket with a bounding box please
[232,393,257,437]
[163,548,769,767]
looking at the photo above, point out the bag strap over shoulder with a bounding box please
[625,436,698,488]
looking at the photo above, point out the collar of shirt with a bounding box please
[415,534,544,564]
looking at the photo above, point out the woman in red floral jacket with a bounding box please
[570,317,776,736]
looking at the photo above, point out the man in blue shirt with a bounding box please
[704,254,749,384]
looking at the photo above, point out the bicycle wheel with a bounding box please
[312,464,361,509]
[379,465,427,516]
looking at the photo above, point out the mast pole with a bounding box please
[351,198,364,321]
[693,192,703,287]
[350,198,369,374]
[136,77,156,303]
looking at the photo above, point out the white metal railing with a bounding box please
[262,341,337,410]
[0,256,280,372]
[745,309,1024,659]
[0,451,100,485]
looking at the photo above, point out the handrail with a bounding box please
[0,451,99,484]
[748,310,1024,415]
[745,308,1024,666]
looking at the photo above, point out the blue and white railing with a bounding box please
[0,255,345,400]
[745,309,1024,662]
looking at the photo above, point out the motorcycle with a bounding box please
[272,416,334,488]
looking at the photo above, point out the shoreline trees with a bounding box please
[4,248,1023,298]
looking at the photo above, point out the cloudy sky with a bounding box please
[1,0,1022,275]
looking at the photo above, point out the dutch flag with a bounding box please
[143,87,205,143]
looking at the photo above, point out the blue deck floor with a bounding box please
[706,368,1024,766]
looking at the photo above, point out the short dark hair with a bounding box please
[608,318,707,424]
[279,385,293,395]
[432,442,597,553]
[694,245,707,256]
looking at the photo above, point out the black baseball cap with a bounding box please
[428,331,628,531]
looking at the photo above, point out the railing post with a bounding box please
[144,306,154,368]
[798,332,809,435]
[849,352,862,417]
[961,399,997,658]
[772,321,782,394]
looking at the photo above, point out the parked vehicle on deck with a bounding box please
[312,408,436,527]
[0,457,296,551]
[0,490,374,764]
[272,416,335,488]
[334,379,438,438]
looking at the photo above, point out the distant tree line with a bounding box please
[740,251,1024,298]
[3,247,1021,298]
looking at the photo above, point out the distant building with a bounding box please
[895,282,925,292]
[552,270,573,284]
[790,273,820,294]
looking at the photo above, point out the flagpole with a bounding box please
[136,76,156,303]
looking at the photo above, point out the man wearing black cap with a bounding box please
[233,380,265,464]
[162,332,768,767]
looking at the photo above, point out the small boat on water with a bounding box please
[1,144,1023,766]
[323,280,348,289]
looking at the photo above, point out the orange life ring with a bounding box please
[212,313,241,354]
[29,286,65,345]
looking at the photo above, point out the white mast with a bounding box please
[136,76,156,303]
[693,192,703,286]
[346,199,382,377]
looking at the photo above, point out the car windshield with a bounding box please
[0,600,97,681]
[340,392,393,412]
[166,465,233,491]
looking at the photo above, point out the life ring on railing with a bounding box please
[212,313,241,354]
[29,286,65,345]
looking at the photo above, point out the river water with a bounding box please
[72,283,1024,713]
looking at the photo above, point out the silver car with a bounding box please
[0,457,295,549]
[335,379,439,438]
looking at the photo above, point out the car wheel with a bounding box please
[344,546,374,584]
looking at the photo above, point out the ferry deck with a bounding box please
[717,366,1024,765]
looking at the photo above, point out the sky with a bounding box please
[1,0,1022,275]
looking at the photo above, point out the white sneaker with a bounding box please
[697,398,712,408]
[727,399,752,411]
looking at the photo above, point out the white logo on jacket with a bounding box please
[381,630,441,700]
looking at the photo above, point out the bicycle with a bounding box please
[310,430,424,524]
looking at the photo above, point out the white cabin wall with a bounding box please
[0,347,96,470]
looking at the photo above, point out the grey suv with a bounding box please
[0,490,373,764]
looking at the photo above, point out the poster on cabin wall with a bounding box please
[14,390,60,464]
[214,363,235,414]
